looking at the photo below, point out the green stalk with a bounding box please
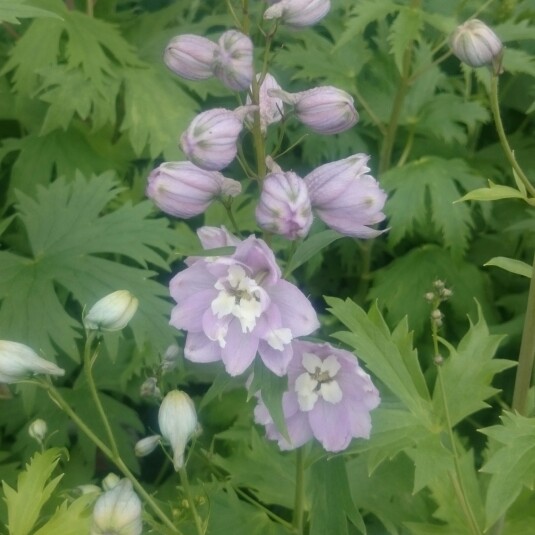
[512,252,535,415]
[179,466,204,535]
[489,74,535,197]
[292,448,305,534]
[41,379,181,533]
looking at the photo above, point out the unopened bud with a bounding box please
[28,419,48,443]
[161,344,180,373]
[84,290,138,332]
[140,377,161,399]
[212,30,253,91]
[158,390,198,470]
[147,161,241,219]
[450,19,503,73]
[246,73,284,133]
[102,473,121,491]
[134,435,161,457]
[431,309,442,321]
[264,0,331,28]
[164,34,217,81]
[424,292,435,302]
[256,170,313,239]
[433,280,445,290]
[441,288,453,300]
[434,354,444,366]
[0,341,65,384]
[91,479,142,535]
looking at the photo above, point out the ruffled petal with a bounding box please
[184,332,221,363]
[170,289,215,331]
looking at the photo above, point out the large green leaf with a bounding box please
[0,0,61,24]
[0,172,177,359]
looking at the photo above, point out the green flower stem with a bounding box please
[432,320,482,535]
[512,252,535,415]
[221,200,241,236]
[83,332,119,458]
[41,378,181,534]
[489,74,535,197]
[178,466,204,535]
[292,448,305,534]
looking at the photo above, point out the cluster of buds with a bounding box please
[425,280,453,328]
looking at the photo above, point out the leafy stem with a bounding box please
[292,448,305,534]
[512,252,535,415]
[489,74,535,197]
[178,465,205,535]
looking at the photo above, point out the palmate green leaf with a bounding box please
[480,412,535,529]
[0,172,177,358]
[309,456,365,535]
[381,157,484,256]
[432,305,513,426]
[0,0,61,24]
[2,448,64,535]
[388,7,424,73]
[369,245,497,337]
[120,66,197,158]
[33,492,93,535]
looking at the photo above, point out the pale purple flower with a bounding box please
[246,73,284,133]
[264,0,331,28]
[304,153,387,238]
[256,170,312,239]
[146,161,241,219]
[164,35,217,81]
[270,86,357,135]
[254,341,380,451]
[180,106,253,171]
[169,235,319,376]
[212,30,254,91]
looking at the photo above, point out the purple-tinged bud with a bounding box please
[212,30,253,91]
[264,0,331,28]
[147,162,241,219]
[197,226,241,249]
[180,107,253,171]
[450,19,503,73]
[271,86,358,135]
[0,341,65,384]
[246,73,284,133]
[256,171,312,240]
[164,35,217,81]
[304,154,387,238]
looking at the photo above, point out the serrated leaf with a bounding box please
[0,0,61,24]
[0,173,177,358]
[388,7,423,73]
[368,245,497,337]
[285,230,341,277]
[480,412,535,528]
[33,493,94,535]
[2,448,64,535]
[381,157,484,256]
[309,456,365,535]
[484,256,532,278]
[432,305,513,426]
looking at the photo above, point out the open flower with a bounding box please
[0,341,64,384]
[304,153,387,238]
[254,341,380,451]
[169,234,319,376]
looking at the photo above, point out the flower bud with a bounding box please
[180,107,253,171]
[91,479,142,535]
[264,0,331,28]
[450,19,503,73]
[134,435,161,457]
[256,170,313,239]
[161,344,180,373]
[146,161,241,219]
[102,473,121,491]
[304,154,387,238]
[246,73,284,133]
[164,34,217,81]
[197,226,241,249]
[158,390,198,470]
[139,377,161,399]
[77,484,101,496]
[0,341,65,384]
[212,30,253,91]
[84,290,138,332]
[28,418,48,443]
[271,86,358,135]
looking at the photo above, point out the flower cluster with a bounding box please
[144,0,383,454]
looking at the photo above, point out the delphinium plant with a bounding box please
[1,1,535,535]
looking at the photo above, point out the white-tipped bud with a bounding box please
[158,390,198,470]
[84,290,138,332]
[134,435,161,457]
[28,418,48,443]
[450,19,503,73]
[102,473,121,492]
[91,479,142,535]
[0,341,65,384]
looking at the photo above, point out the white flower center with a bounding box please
[294,353,343,411]
[211,265,267,334]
